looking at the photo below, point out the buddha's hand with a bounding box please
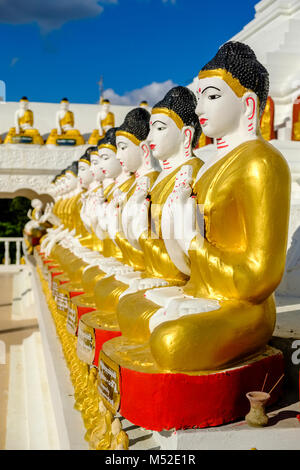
[130,193,152,242]
[107,206,121,240]
[106,264,134,276]
[137,277,168,291]
[132,177,150,204]
[149,297,220,332]
[168,165,194,208]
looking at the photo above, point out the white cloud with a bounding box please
[0,0,117,32]
[103,79,178,106]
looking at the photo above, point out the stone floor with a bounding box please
[0,273,39,449]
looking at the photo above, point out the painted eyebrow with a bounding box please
[201,86,221,94]
[152,119,167,125]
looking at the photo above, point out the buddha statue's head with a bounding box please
[116,108,157,173]
[90,147,105,183]
[196,41,269,142]
[78,148,94,189]
[20,96,29,110]
[101,98,111,114]
[65,160,79,192]
[56,170,68,195]
[60,97,70,111]
[148,86,201,162]
[98,127,122,179]
[139,100,149,108]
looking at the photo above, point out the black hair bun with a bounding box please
[201,41,269,114]
[118,108,150,142]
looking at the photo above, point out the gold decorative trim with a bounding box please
[98,143,117,153]
[79,158,91,165]
[115,130,141,146]
[198,69,248,98]
[152,108,184,130]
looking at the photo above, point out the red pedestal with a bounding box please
[93,329,122,367]
[114,347,284,431]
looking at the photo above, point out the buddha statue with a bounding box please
[139,100,151,113]
[97,86,203,341]
[260,96,275,140]
[99,43,290,430]
[88,99,115,145]
[4,96,44,145]
[76,108,161,361]
[291,94,300,141]
[46,98,85,147]
[24,199,49,255]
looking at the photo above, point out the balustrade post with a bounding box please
[16,240,21,265]
[4,240,10,265]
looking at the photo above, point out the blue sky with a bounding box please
[0,0,258,105]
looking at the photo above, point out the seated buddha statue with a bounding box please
[77,108,161,346]
[291,94,300,141]
[46,98,85,147]
[88,99,115,145]
[95,86,203,345]
[4,97,44,145]
[107,41,291,373]
[24,199,49,254]
[139,100,151,113]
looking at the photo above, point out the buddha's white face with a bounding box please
[148,113,182,161]
[102,103,110,113]
[60,101,69,111]
[78,161,93,189]
[195,77,243,138]
[57,176,68,194]
[65,171,78,191]
[91,154,105,182]
[100,148,122,179]
[116,135,143,173]
[20,100,28,110]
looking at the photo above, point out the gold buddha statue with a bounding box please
[77,108,161,360]
[4,96,44,145]
[46,98,85,146]
[260,96,275,140]
[139,100,151,113]
[99,86,203,351]
[291,94,300,141]
[108,41,290,371]
[98,44,290,431]
[88,99,115,145]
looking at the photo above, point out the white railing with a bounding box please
[0,237,24,266]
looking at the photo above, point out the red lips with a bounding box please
[150,144,156,150]
[200,118,207,125]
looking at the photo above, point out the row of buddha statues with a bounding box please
[2,90,300,148]
[1,97,146,146]
[33,41,291,440]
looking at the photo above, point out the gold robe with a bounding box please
[150,138,291,371]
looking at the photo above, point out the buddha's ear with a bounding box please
[242,91,259,121]
[139,141,151,166]
[182,126,195,154]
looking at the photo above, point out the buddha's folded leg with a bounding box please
[117,290,161,342]
[94,275,129,318]
[4,127,16,143]
[149,296,276,371]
